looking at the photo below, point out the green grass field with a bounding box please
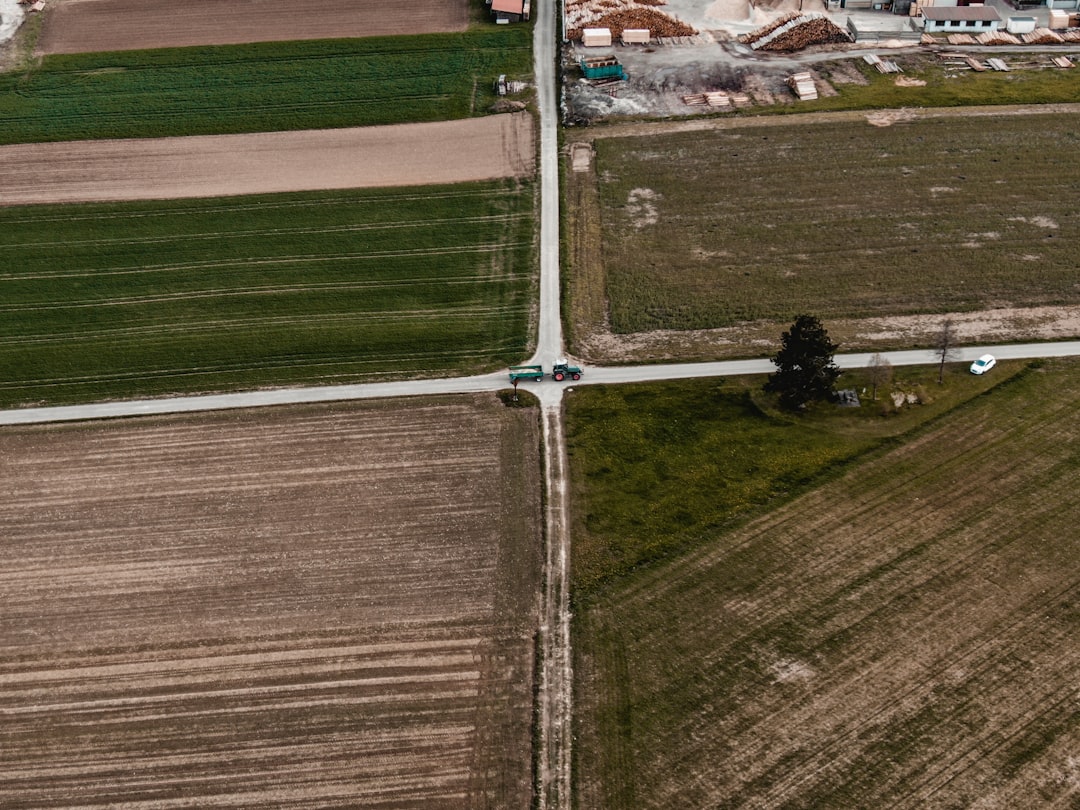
[0,30,532,144]
[569,359,1080,808]
[594,115,1080,333]
[0,181,535,407]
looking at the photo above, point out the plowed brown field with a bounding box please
[0,396,541,808]
[38,0,468,55]
[0,115,535,205]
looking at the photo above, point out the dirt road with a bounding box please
[37,0,468,54]
[0,114,535,205]
[573,101,1080,142]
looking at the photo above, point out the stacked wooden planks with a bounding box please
[682,91,736,108]
[787,72,818,100]
[976,30,1021,45]
[1021,28,1064,44]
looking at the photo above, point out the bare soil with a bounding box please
[37,0,468,55]
[0,114,535,205]
[0,397,542,808]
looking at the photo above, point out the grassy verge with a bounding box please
[0,181,535,407]
[591,114,1080,333]
[570,357,1080,809]
[0,30,532,144]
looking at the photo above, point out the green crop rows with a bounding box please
[0,181,535,407]
[595,114,1080,333]
[0,30,532,144]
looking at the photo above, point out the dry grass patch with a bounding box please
[574,114,1080,345]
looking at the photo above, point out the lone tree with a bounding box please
[765,314,841,410]
[934,318,960,384]
[866,352,893,401]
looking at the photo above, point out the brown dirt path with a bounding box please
[37,0,468,55]
[0,114,535,205]
[573,102,1080,142]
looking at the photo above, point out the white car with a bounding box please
[970,354,996,375]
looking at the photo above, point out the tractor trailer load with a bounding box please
[508,360,583,383]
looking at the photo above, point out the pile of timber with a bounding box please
[863,53,902,73]
[739,11,799,44]
[986,57,1009,71]
[976,31,1020,45]
[1050,55,1074,68]
[947,33,976,45]
[1062,30,1080,42]
[787,72,818,100]
[741,12,852,51]
[565,0,695,41]
[920,33,937,45]
[682,91,736,108]
[964,56,987,71]
[1022,28,1064,44]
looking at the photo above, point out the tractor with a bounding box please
[551,358,582,382]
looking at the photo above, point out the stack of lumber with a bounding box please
[976,30,1020,45]
[787,71,818,100]
[947,33,976,45]
[1050,55,1074,68]
[1021,28,1064,44]
[1063,30,1080,42]
[682,91,735,108]
[739,11,799,44]
[565,0,696,41]
[920,33,937,45]
[964,56,987,71]
[730,93,753,107]
[864,54,902,73]
[742,12,852,51]
[986,57,1009,71]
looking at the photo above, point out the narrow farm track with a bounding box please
[37,0,469,55]
[0,115,535,206]
[0,400,542,808]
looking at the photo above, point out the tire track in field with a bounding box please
[2,214,529,252]
[0,187,515,227]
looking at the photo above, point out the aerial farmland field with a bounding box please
[0,395,542,808]
[570,359,1080,808]
[0,30,533,144]
[568,112,1080,357]
[0,181,535,407]
[38,0,469,55]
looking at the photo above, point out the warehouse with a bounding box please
[920,6,1001,30]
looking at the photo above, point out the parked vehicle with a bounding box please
[970,354,996,375]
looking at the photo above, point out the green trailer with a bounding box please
[509,365,545,383]
[580,55,626,81]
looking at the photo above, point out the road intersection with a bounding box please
[3,3,1079,806]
